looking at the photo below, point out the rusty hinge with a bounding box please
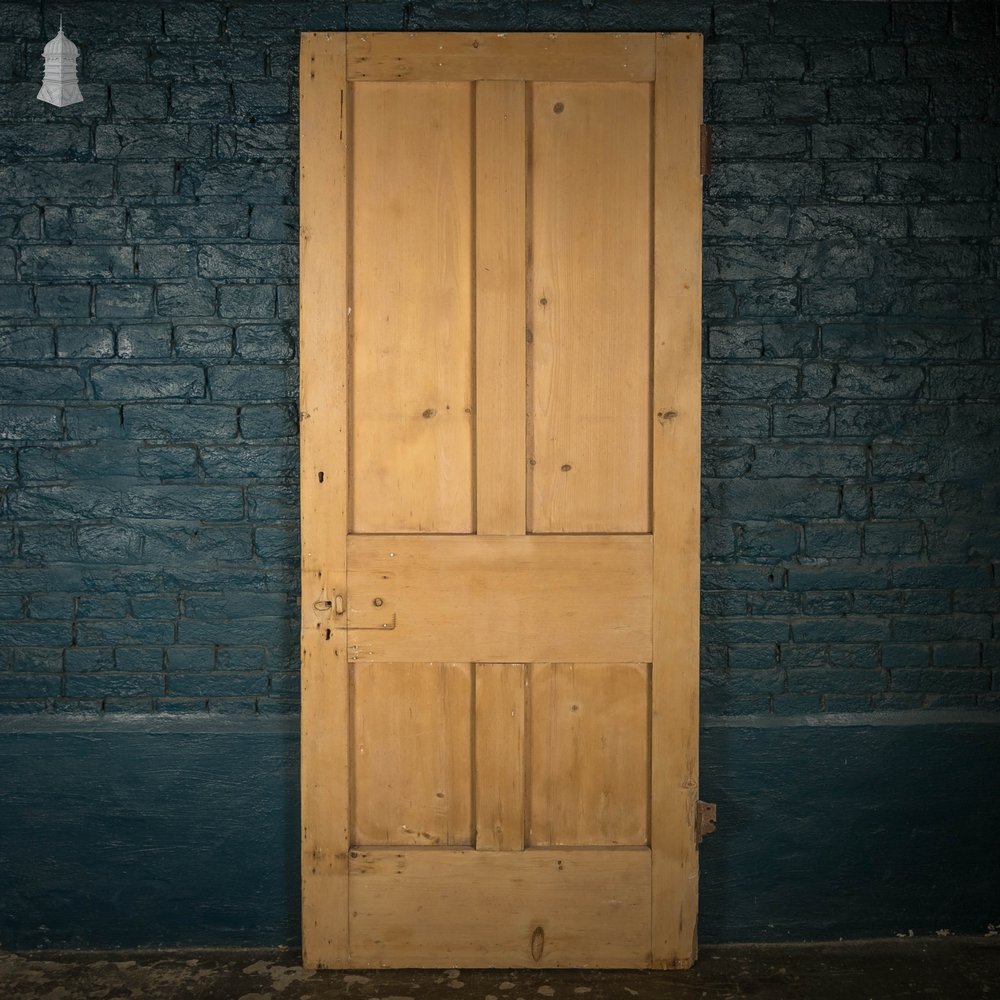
[696,800,717,843]
[700,124,712,176]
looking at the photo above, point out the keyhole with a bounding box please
[530,925,545,961]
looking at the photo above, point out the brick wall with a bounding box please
[0,1,997,718]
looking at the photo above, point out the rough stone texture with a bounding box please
[1,939,1000,998]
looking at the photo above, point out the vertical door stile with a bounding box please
[299,32,351,968]
[474,80,528,851]
[651,32,703,970]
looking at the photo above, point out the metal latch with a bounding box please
[696,800,717,843]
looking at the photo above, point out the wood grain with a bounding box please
[529,82,651,533]
[475,80,527,535]
[529,662,649,847]
[348,848,652,967]
[650,32,704,970]
[346,534,652,663]
[351,81,474,533]
[298,31,350,970]
[348,32,656,82]
[352,662,473,846]
[475,663,526,851]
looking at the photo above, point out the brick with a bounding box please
[116,325,172,359]
[142,525,252,562]
[234,82,290,119]
[0,405,62,441]
[0,366,84,401]
[150,42,265,82]
[929,365,1000,401]
[208,364,293,401]
[131,205,249,240]
[705,478,840,520]
[56,326,115,359]
[198,244,297,279]
[823,162,878,201]
[813,125,924,159]
[35,286,92,321]
[790,206,907,241]
[132,597,179,619]
[0,125,89,159]
[829,84,928,122]
[239,404,296,440]
[0,284,33,317]
[833,364,925,400]
[0,328,53,360]
[236,325,294,361]
[825,324,982,361]
[738,523,800,560]
[110,82,168,120]
[94,284,155,319]
[788,567,888,592]
[0,163,113,199]
[86,46,149,82]
[787,668,885,695]
[95,124,212,159]
[166,646,216,671]
[705,42,743,81]
[709,162,823,201]
[774,1,889,38]
[890,668,990,694]
[135,245,198,279]
[201,443,294,480]
[807,44,868,79]
[254,526,297,561]
[175,324,234,358]
[65,673,165,698]
[156,280,218,318]
[65,404,122,440]
[793,617,890,643]
[772,404,830,437]
[115,648,165,671]
[218,284,276,320]
[171,83,233,119]
[733,282,799,318]
[124,403,237,442]
[246,484,296,521]
[166,672,267,697]
[750,444,866,479]
[0,674,62,698]
[20,245,133,280]
[746,43,805,80]
[912,204,996,239]
[117,162,177,198]
[703,363,798,401]
[908,44,995,79]
[178,162,293,201]
[164,2,226,39]
[0,206,40,239]
[91,364,205,401]
[138,444,199,479]
[712,126,808,165]
[804,523,862,558]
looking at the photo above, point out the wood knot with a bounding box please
[422,408,436,419]
[657,409,679,423]
[530,925,545,962]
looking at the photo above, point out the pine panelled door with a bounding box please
[299,32,703,970]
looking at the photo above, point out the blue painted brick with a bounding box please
[124,403,237,441]
[110,84,170,121]
[156,281,218,318]
[117,325,173,359]
[0,366,85,401]
[0,405,62,440]
[94,284,156,319]
[35,285,91,318]
[236,325,294,361]
[12,648,63,672]
[91,364,205,401]
[115,648,165,671]
[64,648,114,673]
[56,326,115,359]
[175,325,234,358]
[218,284,276,320]
[141,525,253,563]
[66,405,123,441]
[166,646,216,671]
[0,286,34,318]
[166,672,268,697]
[217,647,268,671]
[137,445,199,479]
[65,673,165,698]
[239,404,296,440]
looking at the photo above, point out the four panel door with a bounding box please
[300,31,703,969]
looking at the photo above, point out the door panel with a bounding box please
[528,662,649,847]
[300,31,703,970]
[529,83,651,534]
[351,82,474,534]
[351,662,473,846]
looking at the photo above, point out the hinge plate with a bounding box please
[696,800,717,843]
[700,124,712,177]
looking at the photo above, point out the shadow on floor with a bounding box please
[2,937,998,1000]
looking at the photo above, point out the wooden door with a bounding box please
[300,31,702,970]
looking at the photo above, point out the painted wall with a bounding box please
[1,0,998,950]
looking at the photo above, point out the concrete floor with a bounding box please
[1,938,998,1000]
